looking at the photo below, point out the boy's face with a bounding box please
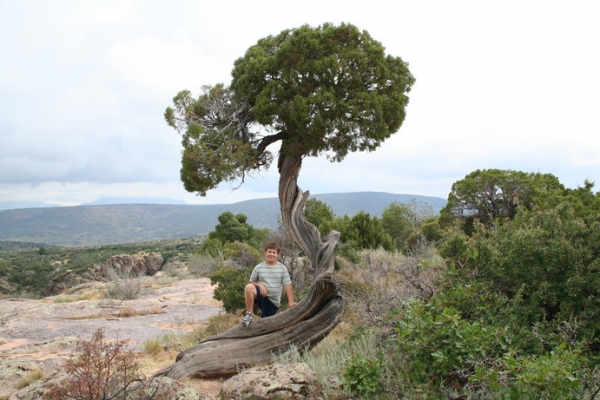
[264,248,278,264]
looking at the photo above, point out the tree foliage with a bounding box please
[468,204,600,345]
[202,211,269,253]
[208,212,252,244]
[303,198,334,236]
[563,179,600,218]
[440,169,565,234]
[165,23,414,196]
[324,211,395,253]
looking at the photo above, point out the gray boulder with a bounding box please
[221,363,321,399]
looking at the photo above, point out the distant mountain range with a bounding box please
[0,201,62,210]
[0,197,191,210]
[0,192,446,247]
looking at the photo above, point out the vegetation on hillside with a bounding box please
[0,237,203,296]
[200,169,600,398]
[4,168,600,398]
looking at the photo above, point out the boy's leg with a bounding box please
[242,284,263,326]
[244,283,258,313]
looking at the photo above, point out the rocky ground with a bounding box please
[0,275,225,398]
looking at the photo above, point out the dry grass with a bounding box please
[118,306,137,317]
[276,323,375,398]
[53,293,95,303]
[15,369,44,389]
[189,312,239,343]
[337,247,444,331]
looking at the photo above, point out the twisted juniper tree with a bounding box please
[156,23,414,379]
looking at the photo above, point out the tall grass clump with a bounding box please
[277,326,400,399]
[15,369,44,389]
[104,267,145,300]
[142,338,163,356]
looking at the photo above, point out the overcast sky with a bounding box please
[1,1,599,206]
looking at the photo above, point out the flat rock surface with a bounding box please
[0,276,226,398]
[0,277,221,358]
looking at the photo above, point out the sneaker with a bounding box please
[241,311,253,327]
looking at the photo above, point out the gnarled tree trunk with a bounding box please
[154,150,343,379]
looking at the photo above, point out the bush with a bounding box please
[44,328,176,399]
[343,353,384,398]
[197,237,223,258]
[104,267,145,300]
[467,345,588,399]
[186,253,221,276]
[394,298,511,388]
[210,263,250,313]
[464,205,600,350]
[209,242,263,313]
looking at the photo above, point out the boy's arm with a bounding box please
[284,284,295,307]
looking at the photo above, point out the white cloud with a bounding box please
[1,0,599,206]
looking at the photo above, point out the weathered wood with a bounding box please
[278,149,339,277]
[154,273,343,379]
[154,147,344,380]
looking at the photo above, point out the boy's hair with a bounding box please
[264,242,281,254]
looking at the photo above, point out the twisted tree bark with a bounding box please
[154,150,343,379]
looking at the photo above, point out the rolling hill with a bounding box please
[0,192,446,247]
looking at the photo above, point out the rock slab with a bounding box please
[220,363,321,399]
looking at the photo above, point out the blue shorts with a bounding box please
[254,284,279,318]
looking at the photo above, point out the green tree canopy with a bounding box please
[304,198,335,236]
[208,212,252,244]
[563,179,600,218]
[324,211,394,252]
[440,169,565,233]
[165,23,414,196]
[381,201,419,249]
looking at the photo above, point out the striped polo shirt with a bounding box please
[249,261,292,307]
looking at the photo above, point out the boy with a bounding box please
[242,242,295,326]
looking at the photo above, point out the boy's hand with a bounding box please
[256,283,268,297]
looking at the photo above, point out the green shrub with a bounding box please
[343,353,384,398]
[197,237,223,258]
[465,205,600,350]
[395,299,511,388]
[210,263,250,313]
[468,345,589,399]
[208,242,263,313]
